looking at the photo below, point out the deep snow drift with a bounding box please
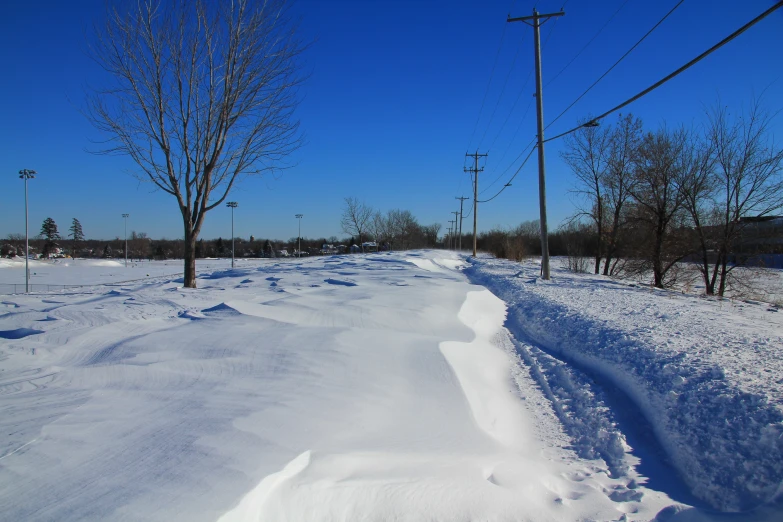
[0,252,780,521]
[466,255,783,515]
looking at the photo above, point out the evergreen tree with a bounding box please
[69,218,84,241]
[69,218,84,257]
[103,244,113,258]
[40,217,61,256]
[216,237,226,256]
[40,217,61,241]
[263,239,274,258]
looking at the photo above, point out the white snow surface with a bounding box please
[466,255,783,514]
[0,251,780,521]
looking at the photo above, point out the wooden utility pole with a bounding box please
[465,151,487,257]
[448,219,457,250]
[451,211,460,250]
[455,196,468,251]
[508,8,564,280]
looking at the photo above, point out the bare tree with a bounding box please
[386,209,419,250]
[677,128,719,293]
[628,127,690,288]
[562,114,643,276]
[421,223,441,248]
[562,120,609,274]
[368,211,389,250]
[86,0,304,287]
[340,197,373,251]
[703,100,783,295]
[603,114,643,275]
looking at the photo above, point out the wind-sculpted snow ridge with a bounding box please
[466,255,783,513]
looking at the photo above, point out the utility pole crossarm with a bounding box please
[507,10,565,24]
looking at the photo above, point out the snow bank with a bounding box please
[466,256,783,512]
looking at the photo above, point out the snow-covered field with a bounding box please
[0,252,781,521]
[0,257,241,291]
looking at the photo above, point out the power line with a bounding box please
[545,0,685,132]
[544,0,783,144]
[481,135,536,194]
[478,145,538,203]
[486,71,534,153]
[481,14,560,189]
[545,0,632,88]
[478,32,526,149]
[465,0,518,152]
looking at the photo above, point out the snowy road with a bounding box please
[0,251,749,521]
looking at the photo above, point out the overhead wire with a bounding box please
[481,133,535,195]
[544,0,783,144]
[544,0,685,132]
[479,15,561,196]
[545,0,632,88]
[478,144,538,203]
[477,31,526,149]
[486,70,534,152]
[483,98,535,189]
[465,0,518,152]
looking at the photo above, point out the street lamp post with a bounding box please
[227,202,238,268]
[295,214,303,258]
[18,169,36,293]
[122,214,129,267]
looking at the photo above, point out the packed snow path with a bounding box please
[1,251,774,521]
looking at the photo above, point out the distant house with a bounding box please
[277,249,290,257]
[321,244,338,255]
[350,244,361,253]
[362,242,378,252]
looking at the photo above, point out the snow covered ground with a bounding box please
[0,257,241,291]
[0,251,781,521]
[467,256,783,517]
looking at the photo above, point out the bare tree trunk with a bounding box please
[695,226,714,295]
[603,207,622,275]
[718,257,729,296]
[594,197,602,274]
[652,224,665,288]
[184,235,197,288]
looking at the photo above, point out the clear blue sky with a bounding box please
[2,0,782,242]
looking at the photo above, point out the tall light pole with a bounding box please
[122,214,129,267]
[295,214,303,258]
[227,202,238,268]
[19,169,36,293]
